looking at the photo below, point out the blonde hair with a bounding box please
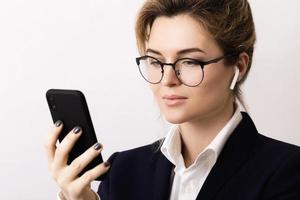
[135,0,256,107]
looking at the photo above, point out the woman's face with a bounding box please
[146,14,235,124]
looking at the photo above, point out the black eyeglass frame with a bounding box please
[135,53,238,87]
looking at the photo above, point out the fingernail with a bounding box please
[54,120,62,127]
[104,161,110,167]
[73,126,81,134]
[94,143,102,150]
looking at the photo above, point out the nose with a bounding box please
[161,64,181,87]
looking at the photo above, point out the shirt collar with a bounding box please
[161,98,244,167]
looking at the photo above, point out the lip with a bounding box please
[162,94,188,100]
[162,94,187,107]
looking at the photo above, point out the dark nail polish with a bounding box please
[94,143,102,150]
[104,161,110,167]
[55,120,62,127]
[73,126,81,134]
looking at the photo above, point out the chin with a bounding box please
[162,113,190,124]
[161,105,210,125]
[158,104,191,124]
[164,118,183,124]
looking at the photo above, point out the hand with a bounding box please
[43,120,110,200]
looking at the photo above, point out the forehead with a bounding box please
[147,14,221,56]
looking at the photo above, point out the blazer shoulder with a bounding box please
[251,133,300,176]
[98,139,165,182]
[256,133,300,156]
[106,138,164,165]
[121,138,162,155]
[255,134,300,199]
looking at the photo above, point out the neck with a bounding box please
[180,95,236,167]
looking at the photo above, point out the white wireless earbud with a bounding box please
[230,66,240,90]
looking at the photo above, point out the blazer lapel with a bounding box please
[196,112,259,200]
[151,148,174,200]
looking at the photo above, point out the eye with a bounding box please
[181,59,199,67]
[148,58,161,67]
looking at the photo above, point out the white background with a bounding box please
[0,0,299,199]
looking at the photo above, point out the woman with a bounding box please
[44,0,300,199]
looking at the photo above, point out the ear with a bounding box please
[235,52,249,82]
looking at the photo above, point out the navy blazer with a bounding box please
[97,112,300,200]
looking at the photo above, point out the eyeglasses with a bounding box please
[135,54,237,87]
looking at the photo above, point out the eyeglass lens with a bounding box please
[138,57,204,86]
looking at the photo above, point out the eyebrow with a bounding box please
[145,48,206,56]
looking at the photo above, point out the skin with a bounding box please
[44,123,110,200]
[146,14,249,167]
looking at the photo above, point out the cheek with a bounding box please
[189,66,232,111]
[202,66,232,93]
[149,84,160,100]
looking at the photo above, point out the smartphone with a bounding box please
[46,89,103,181]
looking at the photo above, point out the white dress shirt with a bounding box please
[160,98,244,200]
[57,98,244,200]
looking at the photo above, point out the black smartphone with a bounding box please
[46,89,103,181]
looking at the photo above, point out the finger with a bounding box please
[75,161,111,188]
[44,120,63,164]
[53,126,82,166]
[66,143,104,180]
